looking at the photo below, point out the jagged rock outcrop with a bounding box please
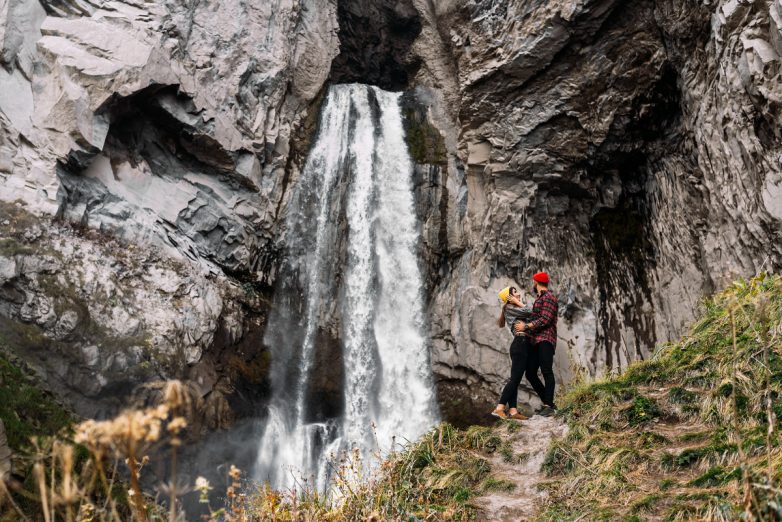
[0,0,338,425]
[407,0,782,423]
[2,0,338,278]
[0,200,271,430]
[2,0,782,430]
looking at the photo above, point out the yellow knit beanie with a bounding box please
[498,287,510,304]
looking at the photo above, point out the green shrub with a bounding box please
[623,396,661,426]
[0,354,73,450]
[688,466,741,487]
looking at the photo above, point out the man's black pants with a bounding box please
[498,335,529,409]
[526,341,556,407]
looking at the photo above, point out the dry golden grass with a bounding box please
[2,386,512,521]
[538,273,782,521]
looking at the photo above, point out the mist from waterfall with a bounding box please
[254,84,438,492]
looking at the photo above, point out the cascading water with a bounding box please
[254,84,438,492]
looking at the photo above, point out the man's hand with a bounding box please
[514,322,526,334]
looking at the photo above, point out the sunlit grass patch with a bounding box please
[539,274,782,521]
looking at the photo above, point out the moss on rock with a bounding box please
[402,108,447,166]
[0,351,74,451]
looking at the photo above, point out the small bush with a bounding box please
[667,386,697,405]
[481,476,516,493]
[542,443,577,475]
[465,425,502,452]
[631,493,660,513]
[623,395,661,426]
[659,478,677,490]
[638,430,668,447]
[0,354,73,450]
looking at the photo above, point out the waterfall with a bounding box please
[254,84,438,492]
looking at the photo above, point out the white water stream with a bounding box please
[254,84,438,492]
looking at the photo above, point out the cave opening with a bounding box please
[328,0,423,91]
[97,84,240,178]
[587,63,682,369]
[58,84,244,184]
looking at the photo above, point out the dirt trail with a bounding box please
[474,416,568,521]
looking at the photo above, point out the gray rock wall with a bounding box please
[0,0,339,425]
[413,0,782,422]
[0,199,271,431]
[2,0,338,277]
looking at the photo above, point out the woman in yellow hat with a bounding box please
[492,286,533,420]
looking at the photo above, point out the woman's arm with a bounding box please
[507,296,525,307]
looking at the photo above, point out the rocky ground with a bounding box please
[473,416,568,521]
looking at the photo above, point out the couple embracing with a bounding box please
[492,271,558,421]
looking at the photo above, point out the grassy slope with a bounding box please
[248,274,781,521]
[248,422,527,520]
[0,353,73,452]
[539,274,782,521]
[0,347,76,520]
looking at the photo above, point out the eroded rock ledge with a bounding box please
[0,200,270,431]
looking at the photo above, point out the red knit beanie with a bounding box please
[533,272,550,284]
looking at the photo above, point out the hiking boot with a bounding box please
[538,406,556,417]
[491,408,508,419]
[508,412,529,421]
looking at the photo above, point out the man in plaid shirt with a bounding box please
[514,271,558,416]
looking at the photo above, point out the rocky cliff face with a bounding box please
[1,0,781,429]
[0,0,339,427]
[415,0,782,422]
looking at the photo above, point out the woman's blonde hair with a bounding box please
[497,286,518,328]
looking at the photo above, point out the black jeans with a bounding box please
[526,341,556,407]
[498,335,530,409]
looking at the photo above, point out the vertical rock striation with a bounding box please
[411,0,782,423]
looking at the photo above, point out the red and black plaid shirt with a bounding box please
[527,290,558,346]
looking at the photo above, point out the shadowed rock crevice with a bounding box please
[92,84,259,189]
[587,63,683,367]
[303,328,345,423]
[55,84,278,277]
[329,0,423,90]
